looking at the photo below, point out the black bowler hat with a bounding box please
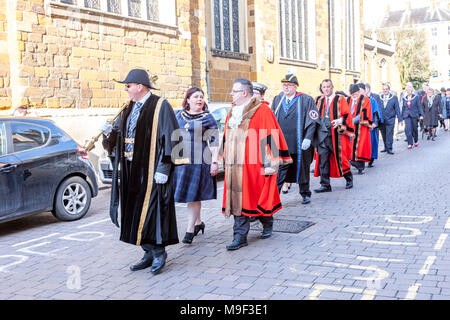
[252,82,268,94]
[349,84,359,94]
[281,74,299,86]
[115,69,157,90]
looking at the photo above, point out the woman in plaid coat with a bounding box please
[173,87,219,244]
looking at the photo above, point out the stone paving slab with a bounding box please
[1,130,450,301]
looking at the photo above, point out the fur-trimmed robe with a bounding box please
[314,94,354,178]
[220,97,292,218]
[347,96,373,163]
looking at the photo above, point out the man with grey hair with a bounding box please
[221,78,292,250]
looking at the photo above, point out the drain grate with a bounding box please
[250,219,315,234]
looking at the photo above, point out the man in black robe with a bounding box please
[271,74,327,204]
[102,69,187,275]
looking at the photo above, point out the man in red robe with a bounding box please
[221,78,292,250]
[347,84,372,175]
[314,79,355,191]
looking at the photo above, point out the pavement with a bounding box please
[1,128,450,301]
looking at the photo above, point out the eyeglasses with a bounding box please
[125,83,138,89]
[231,90,244,93]
[282,83,297,88]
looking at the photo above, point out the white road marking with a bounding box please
[60,231,106,242]
[434,234,448,250]
[419,256,436,275]
[12,233,60,247]
[385,215,433,224]
[404,283,421,300]
[345,238,417,246]
[348,225,422,238]
[16,242,68,257]
[0,255,29,272]
[77,218,110,229]
[445,217,450,229]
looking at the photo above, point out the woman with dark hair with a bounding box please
[173,87,219,244]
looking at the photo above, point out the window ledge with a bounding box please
[211,49,250,61]
[345,70,361,76]
[47,1,178,37]
[330,67,342,74]
[279,57,317,69]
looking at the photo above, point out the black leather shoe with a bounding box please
[345,181,353,189]
[258,228,273,239]
[380,149,387,153]
[314,186,332,193]
[387,151,394,154]
[226,238,248,250]
[130,256,153,271]
[302,196,311,204]
[182,232,194,244]
[151,252,167,275]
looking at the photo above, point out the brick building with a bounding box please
[0,0,206,110]
[0,0,383,112]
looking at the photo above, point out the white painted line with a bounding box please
[348,225,422,238]
[385,215,433,224]
[434,234,448,250]
[77,218,110,229]
[346,238,417,246]
[12,233,60,247]
[445,217,450,229]
[356,256,404,263]
[404,283,421,300]
[309,284,376,300]
[419,256,436,275]
[16,242,68,257]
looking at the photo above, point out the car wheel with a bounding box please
[53,176,92,221]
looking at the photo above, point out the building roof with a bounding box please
[380,6,450,28]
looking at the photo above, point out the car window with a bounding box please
[0,122,6,156]
[11,122,50,153]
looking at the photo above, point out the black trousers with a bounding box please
[233,215,273,241]
[142,244,165,258]
[405,116,419,145]
[317,135,353,187]
[277,148,314,198]
[380,122,395,152]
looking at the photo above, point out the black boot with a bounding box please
[226,237,248,250]
[182,232,195,244]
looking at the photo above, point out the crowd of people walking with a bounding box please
[101,68,450,275]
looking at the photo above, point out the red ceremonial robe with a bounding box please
[314,94,355,178]
[220,97,292,218]
[347,96,373,163]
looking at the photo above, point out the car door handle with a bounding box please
[0,164,18,173]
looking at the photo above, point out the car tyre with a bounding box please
[52,176,92,221]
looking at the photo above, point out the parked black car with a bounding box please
[0,117,98,223]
